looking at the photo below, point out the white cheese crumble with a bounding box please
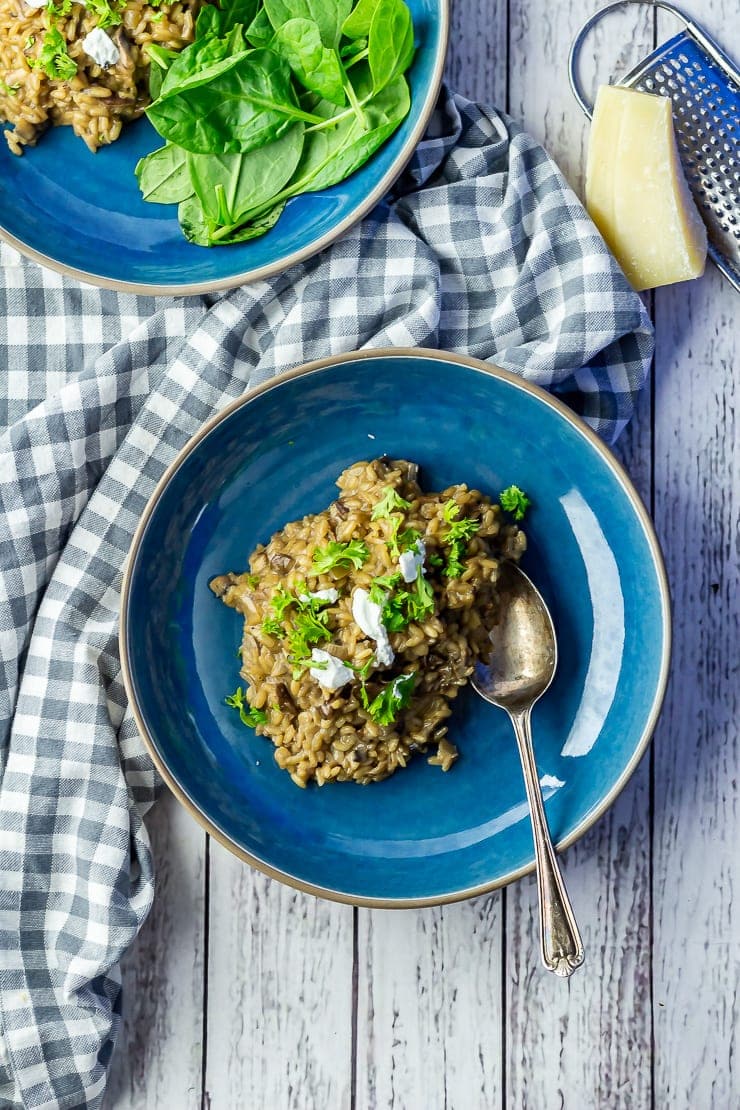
[398,539,426,583]
[299,588,339,604]
[82,27,120,68]
[309,648,353,691]
[352,587,394,666]
[24,0,48,9]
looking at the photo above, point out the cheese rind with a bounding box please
[586,85,707,291]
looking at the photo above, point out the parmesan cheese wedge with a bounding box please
[586,85,707,291]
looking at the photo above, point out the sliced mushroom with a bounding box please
[113,27,135,71]
[268,552,293,573]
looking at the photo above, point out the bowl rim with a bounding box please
[0,2,450,296]
[119,347,672,908]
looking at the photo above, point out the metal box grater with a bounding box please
[569,0,740,292]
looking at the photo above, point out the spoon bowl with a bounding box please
[472,562,585,977]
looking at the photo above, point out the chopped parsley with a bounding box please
[0,82,19,96]
[286,606,331,674]
[388,519,421,559]
[371,486,411,520]
[77,0,125,26]
[245,573,259,589]
[270,586,296,620]
[369,572,403,605]
[311,539,369,574]
[363,672,417,725]
[28,28,78,81]
[441,500,480,579]
[499,485,532,521]
[225,687,268,728]
[371,568,435,632]
[25,35,36,49]
[261,617,284,638]
[428,553,444,568]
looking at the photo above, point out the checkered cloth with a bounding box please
[0,88,653,1109]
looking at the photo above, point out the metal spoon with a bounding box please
[472,561,585,977]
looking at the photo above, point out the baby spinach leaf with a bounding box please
[188,122,304,224]
[210,202,286,244]
[245,4,273,45]
[178,195,211,245]
[290,72,410,193]
[148,49,317,155]
[195,4,222,39]
[197,0,259,38]
[272,18,346,106]
[368,0,414,92]
[264,0,352,48]
[135,144,193,203]
[156,29,248,101]
[342,0,378,38]
[146,43,179,99]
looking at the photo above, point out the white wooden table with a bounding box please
[105,1,740,1106]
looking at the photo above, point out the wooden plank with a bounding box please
[354,9,511,1109]
[651,0,740,1071]
[203,841,354,1110]
[355,899,504,1110]
[504,3,656,1106]
[105,789,206,1110]
[447,0,508,106]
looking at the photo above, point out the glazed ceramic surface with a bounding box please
[121,350,671,906]
[0,0,447,293]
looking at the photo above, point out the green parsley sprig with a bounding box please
[311,540,369,574]
[499,485,532,521]
[225,687,268,728]
[371,486,411,520]
[441,500,480,579]
[370,568,435,632]
[28,27,77,81]
[361,672,416,725]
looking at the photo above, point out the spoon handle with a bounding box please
[510,708,585,977]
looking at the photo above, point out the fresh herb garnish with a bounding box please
[428,553,444,568]
[261,616,284,637]
[245,573,260,588]
[225,686,268,727]
[371,568,434,631]
[271,586,297,619]
[286,607,331,674]
[28,27,78,81]
[371,485,411,520]
[441,500,480,579]
[311,539,369,574]
[368,572,402,605]
[388,518,420,558]
[499,485,532,521]
[84,0,125,28]
[25,35,36,49]
[0,82,19,96]
[363,671,416,725]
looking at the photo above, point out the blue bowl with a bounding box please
[121,350,671,906]
[0,1,447,294]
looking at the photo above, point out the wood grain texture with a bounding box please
[652,268,739,1107]
[203,841,354,1110]
[356,897,504,1110]
[446,0,508,107]
[109,3,740,1108]
[504,4,657,1108]
[105,789,206,1110]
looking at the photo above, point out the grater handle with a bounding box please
[568,0,693,119]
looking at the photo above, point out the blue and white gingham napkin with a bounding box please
[0,87,653,1109]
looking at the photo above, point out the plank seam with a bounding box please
[200,834,211,1110]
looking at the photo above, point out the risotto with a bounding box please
[210,458,528,789]
[0,0,201,154]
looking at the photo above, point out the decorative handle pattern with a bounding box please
[510,708,585,977]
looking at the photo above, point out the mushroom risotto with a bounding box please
[0,0,201,154]
[210,458,529,788]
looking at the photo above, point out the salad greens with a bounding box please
[136,0,415,246]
